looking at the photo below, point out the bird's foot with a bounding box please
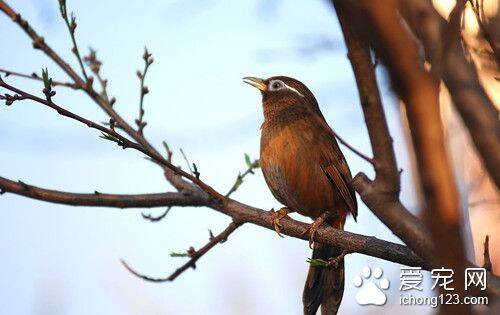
[269,207,291,238]
[302,211,335,249]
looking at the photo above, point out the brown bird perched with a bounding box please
[243,76,357,315]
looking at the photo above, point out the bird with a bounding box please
[243,76,357,315]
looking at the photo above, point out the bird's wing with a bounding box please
[321,162,358,220]
[316,118,358,220]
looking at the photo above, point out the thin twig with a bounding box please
[84,48,111,103]
[0,0,14,17]
[179,148,193,174]
[58,0,88,81]
[141,207,172,222]
[162,141,173,163]
[0,77,143,152]
[225,154,260,197]
[121,221,241,282]
[0,68,79,89]
[331,127,374,165]
[135,47,153,134]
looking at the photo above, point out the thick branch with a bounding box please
[359,1,469,311]
[352,173,434,262]
[0,172,426,268]
[214,198,427,268]
[333,0,435,264]
[0,176,206,208]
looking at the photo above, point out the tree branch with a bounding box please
[0,173,430,269]
[358,1,470,312]
[58,0,89,81]
[84,48,112,103]
[141,207,172,222]
[0,176,206,208]
[0,68,79,89]
[331,127,374,165]
[135,47,153,135]
[333,0,435,264]
[0,77,144,152]
[121,221,242,282]
[225,154,260,198]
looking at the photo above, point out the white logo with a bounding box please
[431,267,455,291]
[465,268,487,291]
[400,267,423,291]
[353,266,390,306]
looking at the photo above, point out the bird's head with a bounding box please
[243,76,322,120]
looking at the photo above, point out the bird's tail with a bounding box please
[303,220,345,315]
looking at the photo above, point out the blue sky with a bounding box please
[0,1,434,314]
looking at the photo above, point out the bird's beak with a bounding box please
[243,77,266,91]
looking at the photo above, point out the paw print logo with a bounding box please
[353,266,390,306]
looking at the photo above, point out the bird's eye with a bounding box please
[270,80,284,91]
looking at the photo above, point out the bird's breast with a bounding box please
[260,120,337,218]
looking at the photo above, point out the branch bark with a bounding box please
[0,176,206,208]
[358,1,470,312]
[0,172,427,268]
[333,0,435,264]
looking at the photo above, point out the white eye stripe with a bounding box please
[284,84,304,98]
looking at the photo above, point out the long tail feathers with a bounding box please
[303,240,345,315]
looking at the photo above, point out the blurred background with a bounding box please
[0,0,498,314]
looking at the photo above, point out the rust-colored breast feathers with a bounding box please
[260,112,357,220]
